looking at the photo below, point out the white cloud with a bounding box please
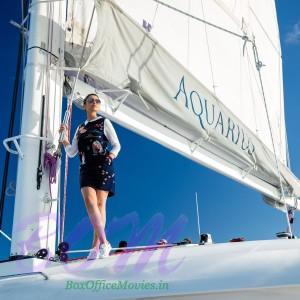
[286,22,300,44]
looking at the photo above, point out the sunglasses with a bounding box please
[86,98,101,104]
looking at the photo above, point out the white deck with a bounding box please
[1,239,300,299]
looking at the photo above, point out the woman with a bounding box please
[60,93,121,260]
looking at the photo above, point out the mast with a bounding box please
[10,0,66,258]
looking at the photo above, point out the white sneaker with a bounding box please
[99,242,112,258]
[87,247,100,260]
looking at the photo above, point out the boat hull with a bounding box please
[1,239,300,299]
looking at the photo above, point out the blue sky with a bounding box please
[0,1,299,260]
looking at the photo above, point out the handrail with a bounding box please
[3,134,53,159]
[0,271,48,281]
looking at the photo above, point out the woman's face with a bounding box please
[84,95,101,113]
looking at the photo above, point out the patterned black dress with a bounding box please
[77,117,116,197]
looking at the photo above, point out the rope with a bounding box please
[27,46,59,59]
[56,0,65,240]
[43,153,58,192]
[60,104,72,243]
[251,41,293,236]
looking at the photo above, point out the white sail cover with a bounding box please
[64,0,300,206]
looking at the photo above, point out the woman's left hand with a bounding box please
[105,153,115,165]
[108,153,115,160]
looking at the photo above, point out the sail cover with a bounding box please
[64,0,300,207]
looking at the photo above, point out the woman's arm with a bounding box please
[104,119,121,159]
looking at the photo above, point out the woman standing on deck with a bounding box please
[59,93,121,260]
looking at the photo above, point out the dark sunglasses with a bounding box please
[86,98,101,104]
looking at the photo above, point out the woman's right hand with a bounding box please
[59,123,69,145]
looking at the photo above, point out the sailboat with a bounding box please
[1,0,300,298]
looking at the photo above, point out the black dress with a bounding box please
[77,117,116,197]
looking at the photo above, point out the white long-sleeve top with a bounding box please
[64,116,121,158]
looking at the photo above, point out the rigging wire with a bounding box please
[200,0,216,94]
[0,0,28,232]
[57,4,95,150]
[285,126,291,169]
[19,0,28,130]
[186,0,191,69]
[251,41,293,236]
[151,1,159,28]
[56,0,65,249]
[154,0,291,170]
[195,192,201,239]
[248,5,281,57]
[55,0,69,244]
[37,0,65,251]
[152,0,247,40]
[70,0,75,45]
[44,0,54,251]
[60,1,294,225]
[245,47,260,135]
[212,0,241,31]
[65,0,69,22]
[152,0,294,220]
[20,0,294,248]
[43,0,65,250]
[278,53,291,169]
[57,4,96,245]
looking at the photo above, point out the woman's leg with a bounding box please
[91,190,109,248]
[81,187,108,247]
